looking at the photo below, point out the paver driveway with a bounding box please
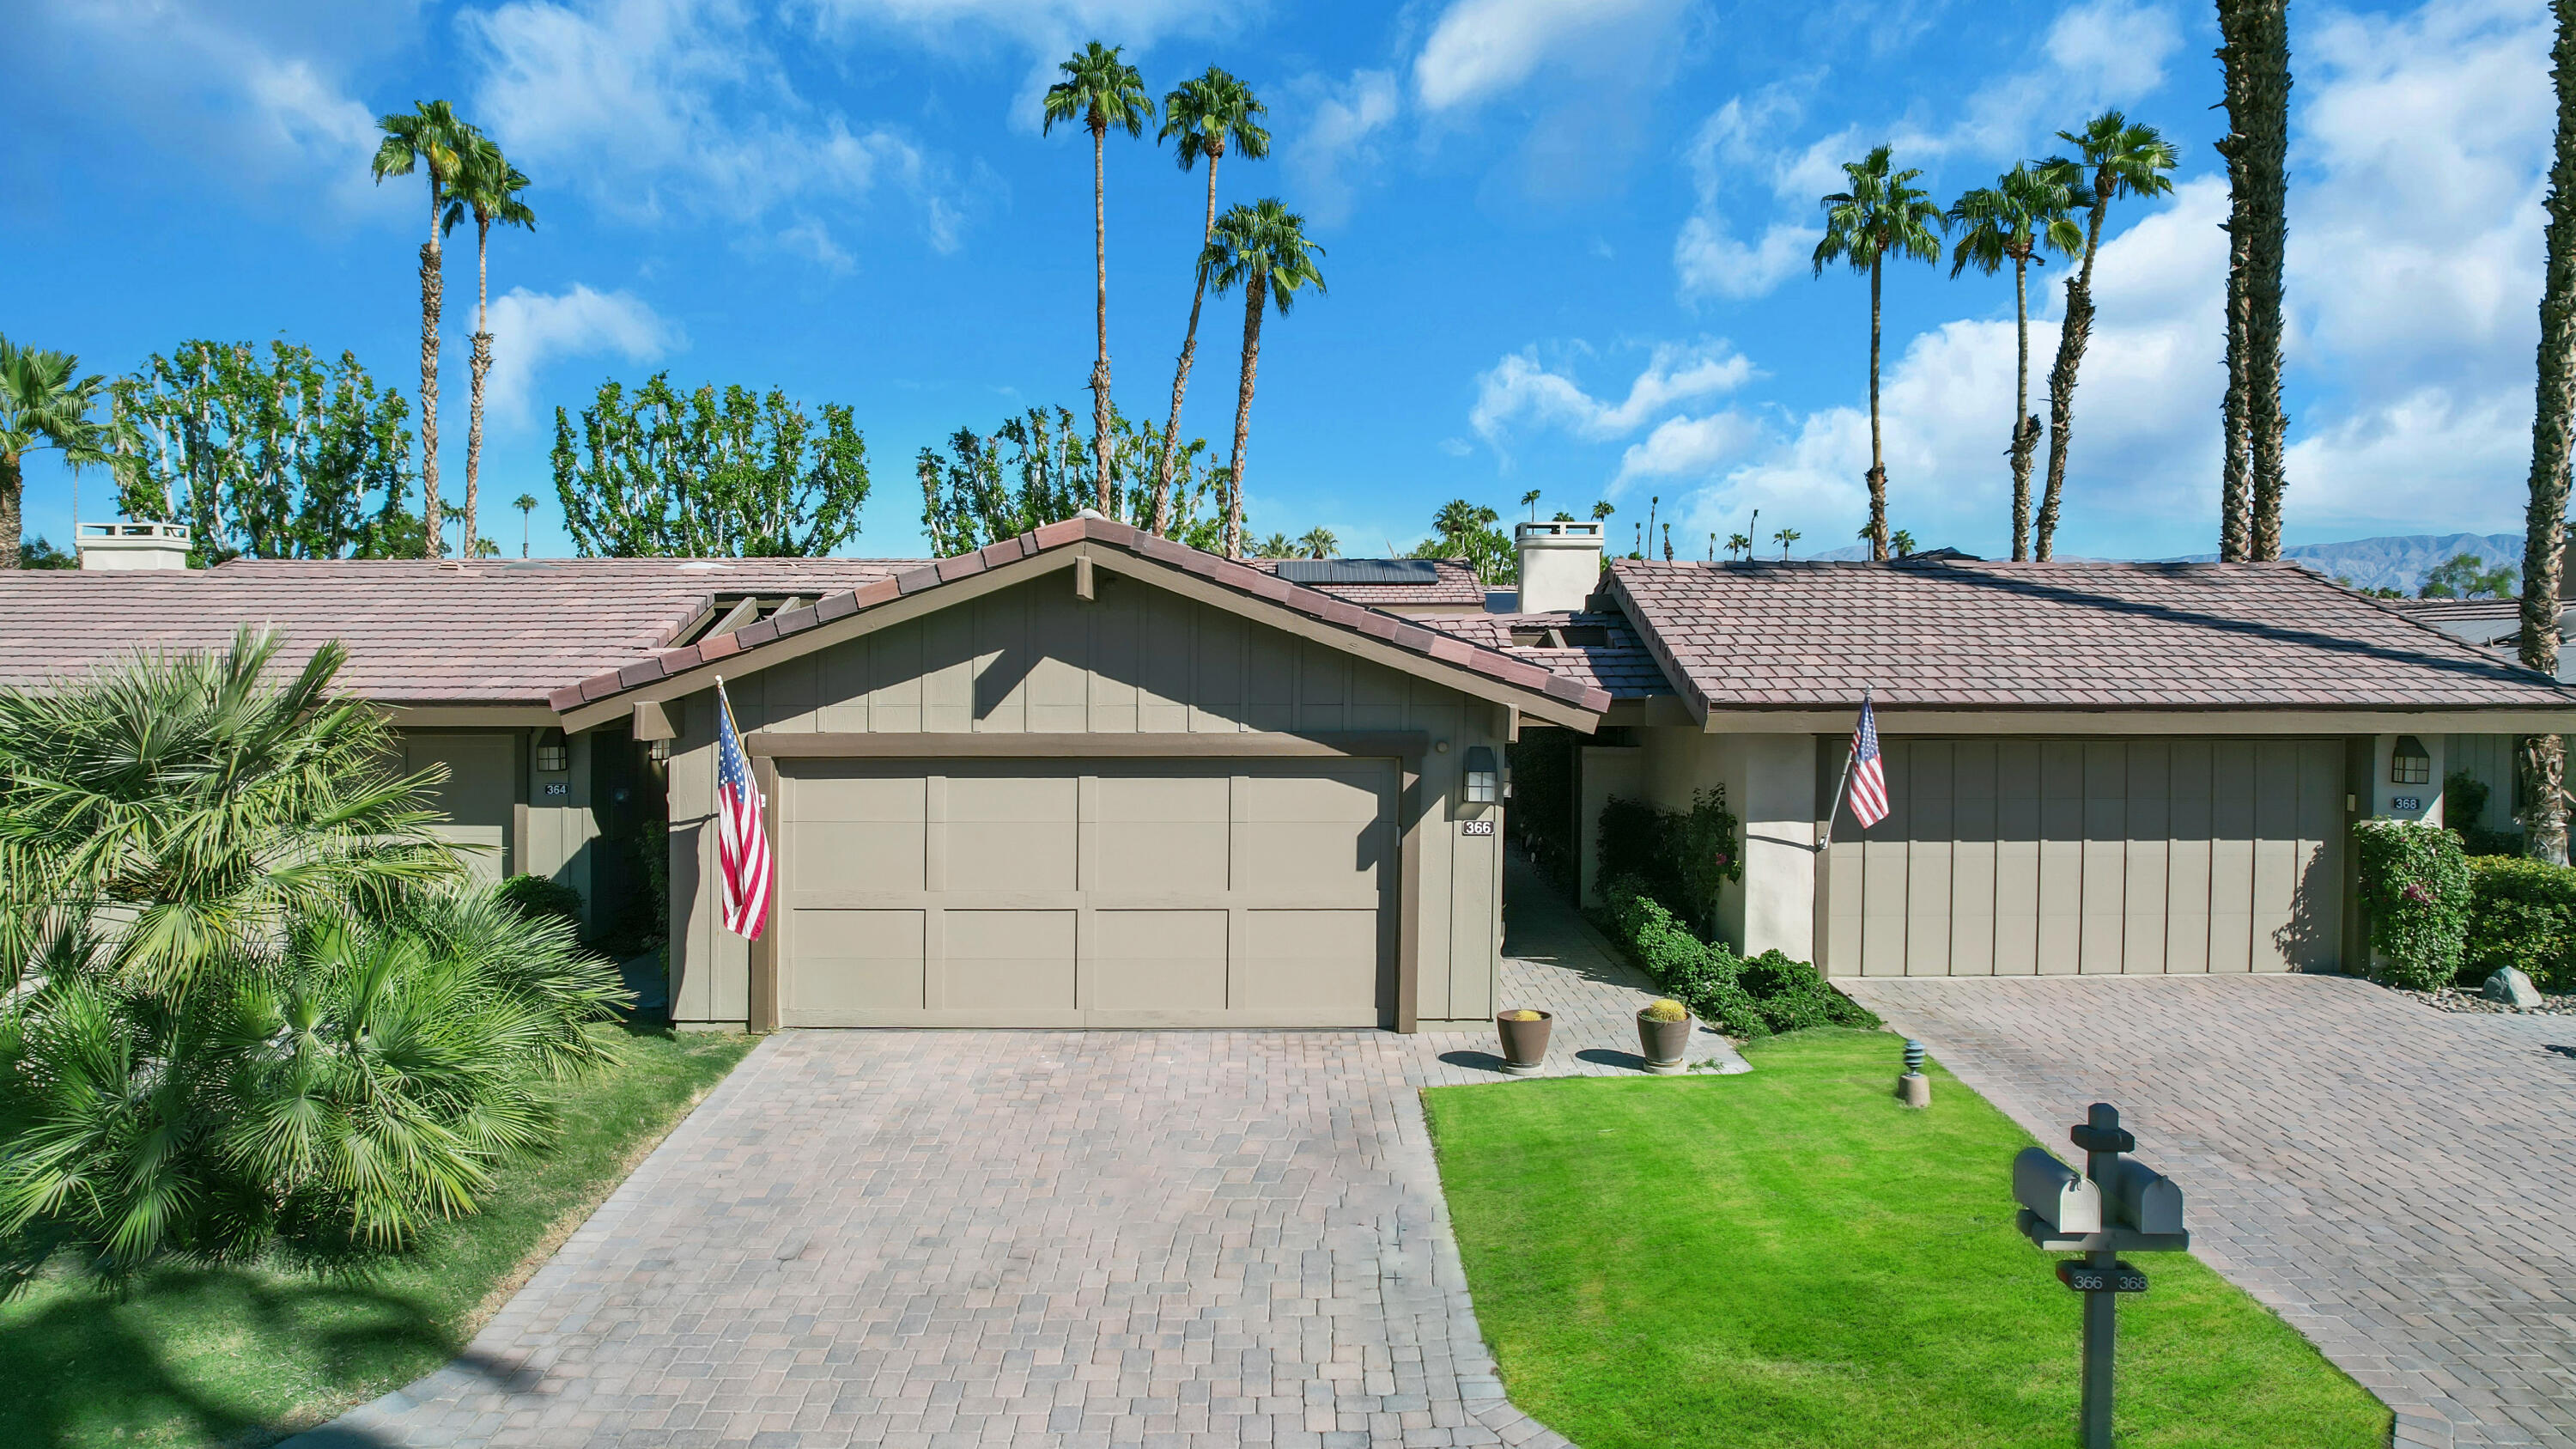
[298,855,1699,1449]
[1844,973,2576,1449]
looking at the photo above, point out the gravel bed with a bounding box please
[2392,983,2576,1015]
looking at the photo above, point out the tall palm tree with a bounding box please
[442,134,536,566]
[1814,145,1946,561]
[0,337,112,569]
[1522,489,1542,520]
[1773,527,1801,558]
[514,491,539,557]
[2518,0,2576,865]
[1043,43,1154,515]
[1151,68,1267,535]
[1298,526,1338,557]
[2034,113,2178,560]
[1201,198,1326,557]
[1949,163,2087,561]
[372,100,473,558]
[2216,3,2292,562]
[1725,530,1751,559]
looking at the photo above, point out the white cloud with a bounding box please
[1671,87,1833,301]
[463,0,964,262]
[1907,0,2184,161]
[1616,411,1765,484]
[1282,70,1400,229]
[2044,0,2184,99]
[1412,0,1686,113]
[801,0,1242,125]
[1471,340,1756,447]
[483,285,680,426]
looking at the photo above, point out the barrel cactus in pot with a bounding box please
[1636,997,1693,1074]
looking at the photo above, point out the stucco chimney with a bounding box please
[76,521,194,570]
[1514,520,1604,614]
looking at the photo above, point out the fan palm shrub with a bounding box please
[0,630,627,1288]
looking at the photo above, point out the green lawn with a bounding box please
[0,1023,756,1449]
[1425,1029,2390,1449]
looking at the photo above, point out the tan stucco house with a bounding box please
[9,515,2575,1029]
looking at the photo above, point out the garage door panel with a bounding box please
[786,909,926,1014]
[1236,769,1387,893]
[945,909,1076,1008]
[1832,736,2343,979]
[1091,775,1230,895]
[1235,909,1379,1015]
[1092,910,1228,1009]
[945,774,1078,892]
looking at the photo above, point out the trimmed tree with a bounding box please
[1813,145,1946,562]
[2521,0,2576,866]
[1152,68,1268,537]
[1042,42,1154,516]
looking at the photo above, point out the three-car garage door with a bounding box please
[1819,737,2349,976]
[774,758,1398,1026]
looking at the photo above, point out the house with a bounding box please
[2382,595,2574,841]
[9,514,2575,1026]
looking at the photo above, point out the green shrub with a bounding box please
[1601,874,1769,1038]
[2447,770,2525,857]
[498,872,585,924]
[2353,819,2471,989]
[2464,855,2576,992]
[1596,789,1743,935]
[1738,950,1881,1032]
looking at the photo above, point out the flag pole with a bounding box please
[1819,685,1870,853]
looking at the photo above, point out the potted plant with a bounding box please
[1495,1008,1552,1075]
[1637,998,1692,1074]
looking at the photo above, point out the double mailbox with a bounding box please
[2013,1149,2185,1243]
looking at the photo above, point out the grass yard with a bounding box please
[0,1022,755,1449]
[1425,1029,2390,1449]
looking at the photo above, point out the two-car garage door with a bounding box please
[1819,737,2349,976]
[773,758,1397,1026]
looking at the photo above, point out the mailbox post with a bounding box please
[2011,1103,2189,1449]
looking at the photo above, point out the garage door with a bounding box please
[1819,738,2348,976]
[775,758,1397,1026]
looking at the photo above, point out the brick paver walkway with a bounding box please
[293,851,1705,1449]
[1844,974,2576,1449]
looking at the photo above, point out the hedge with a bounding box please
[2352,819,2471,990]
[2464,855,2576,992]
[1597,873,1879,1037]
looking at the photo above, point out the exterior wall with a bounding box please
[1576,744,1641,907]
[396,726,597,904]
[663,571,1510,1028]
[2445,733,2515,830]
[2369,732,2446,825]
[1630,726,1814,959]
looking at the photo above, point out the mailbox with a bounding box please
[2013,1148,2103,1233]
[2102,1158,2184,1235]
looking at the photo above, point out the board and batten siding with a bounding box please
[1816,736,2350,976]
[665,571,1507,1027]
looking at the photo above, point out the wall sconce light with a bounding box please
[1463,746,1499,804]
[2391,735,2431,786]
[533,727,569,774]
[647,736,671,764]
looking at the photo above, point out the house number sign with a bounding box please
[544,782,569,797]
[2390,795,2421,812]
[1460,819,1495,837]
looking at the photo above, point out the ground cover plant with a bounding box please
[1425,1031,2389,1449]
[1597,873,1877,1038]
[0,1021,751,1448]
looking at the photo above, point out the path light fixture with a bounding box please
[2013,1104,2190,1449]
[1897,1038,1930,1108]
[1462,746,1500,805]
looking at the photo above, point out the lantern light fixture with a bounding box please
[533,728,569,774]
[1463,746,1500,805]
[2391,735,2432,786]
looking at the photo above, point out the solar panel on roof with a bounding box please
[1275,558,1443,585]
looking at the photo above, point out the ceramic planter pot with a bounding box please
[1637,1010,1693,1075]
[1496,1011,1552,1075]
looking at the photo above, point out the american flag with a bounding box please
[1844,695,1890,830]
[714,680,772,941]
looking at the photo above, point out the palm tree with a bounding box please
[1814,145,1947,561]
[442,134,536,567]
[1726,531,1751,559]
[1151,68,1267,536]
[1298,526,1338,558]
[1949,163,2087,561]
[1201,198,1327,557]
[1590,500,1614,522]
[1043,43,1154,515]
[0,336,112,569]
[1522,489,1542,520]
[2035,113,2178,561]
[2215,5,2291,561]
[514,491,539,557]
[2518,0,2576,864]
[1773,527,1801,558]
[372,101,474,558]
[1890,528,1917,557]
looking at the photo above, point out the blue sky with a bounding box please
[5,0,2553,563]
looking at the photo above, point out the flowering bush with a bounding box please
[2353,819,2471,990]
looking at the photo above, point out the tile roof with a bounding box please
[1415,612,1674,700]
[551,519,1611,715]
[1607,557,2576,712]
[0,557,920,705]
[1243,556,1487,606]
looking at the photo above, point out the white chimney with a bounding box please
[76,521,194,570]
[1514,520,1604,614]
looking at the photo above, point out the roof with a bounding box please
[1606,558,2576,712]
[1416,612,1674,700]
[0,557,916,705]
[1244,556,1486,607]
[550,518,1612,718]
